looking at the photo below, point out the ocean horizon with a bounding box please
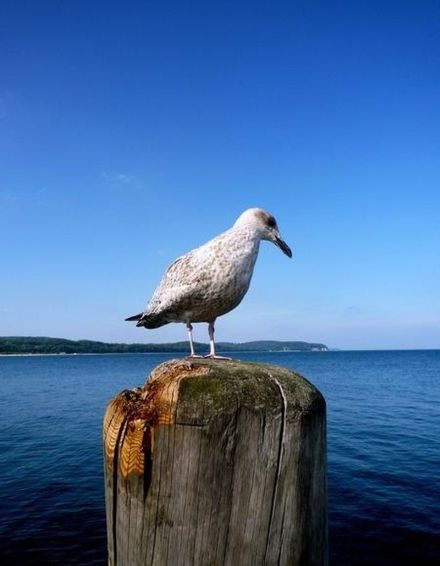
[1,347,439,356]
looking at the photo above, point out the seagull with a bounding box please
[125,208,292,359]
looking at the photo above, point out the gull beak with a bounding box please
[274,235,293,258]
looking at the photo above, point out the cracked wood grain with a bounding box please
[103,358,327,566]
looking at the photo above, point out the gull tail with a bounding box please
[125,312,164,329]
[125,313,143,322]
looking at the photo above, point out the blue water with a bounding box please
[0,351,438,565]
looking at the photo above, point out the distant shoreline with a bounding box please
[0,349,328,357]
[0,336,329,355]
[1,349,438,357]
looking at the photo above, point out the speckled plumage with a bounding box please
[126,208,292,357]
[146,225,260,327]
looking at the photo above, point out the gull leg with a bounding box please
[204,320,232,360]
[186,323,202,358]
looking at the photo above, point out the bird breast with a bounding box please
[187,230,259,321]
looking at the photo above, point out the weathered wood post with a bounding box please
[103,358,327,565]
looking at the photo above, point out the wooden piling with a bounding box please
[103,358,327,566]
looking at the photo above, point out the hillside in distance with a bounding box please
[0,337,328,355]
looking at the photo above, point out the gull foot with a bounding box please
[204,354,232,361]
[187,354,204,358]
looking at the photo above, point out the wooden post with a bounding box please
[103,358,327,566]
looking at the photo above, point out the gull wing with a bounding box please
[147,252,207,314]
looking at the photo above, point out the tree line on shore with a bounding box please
[0,336,329,354]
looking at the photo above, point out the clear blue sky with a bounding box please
[1,1,439,349]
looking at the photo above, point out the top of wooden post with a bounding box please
[103,358,325,479]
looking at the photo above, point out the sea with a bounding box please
[0,351,438,565]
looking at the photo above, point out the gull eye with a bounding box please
[267,216,276,228]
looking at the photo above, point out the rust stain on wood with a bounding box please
[103,359,211,481]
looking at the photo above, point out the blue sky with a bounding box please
[1,1,439,349]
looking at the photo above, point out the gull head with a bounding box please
[234,208,293,258]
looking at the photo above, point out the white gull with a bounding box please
[126,208,292,358]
